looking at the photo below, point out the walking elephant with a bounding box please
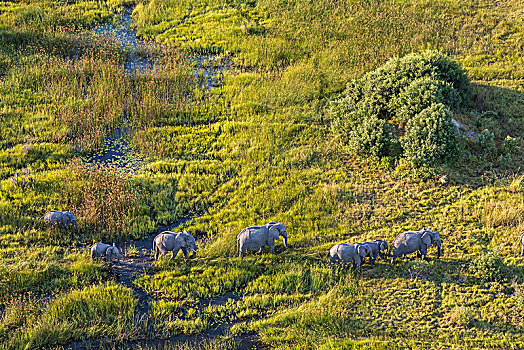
[237,222,288,258]
[391,228,442,264]
[360,239,388,267]
[328,243,372,271]
[42,210,78,231]
[91,242,120,264]
[153,230,198,260]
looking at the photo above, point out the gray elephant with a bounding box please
[153,230,198,260]
[391,228,442,264]
[42,210,78,231]
[515,232,524,256]
[237,222,288,258]
[360,239,388,267]
[91,242,120,265]
[328,243,372,271]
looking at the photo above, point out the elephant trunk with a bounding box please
[436,244,441,258]
[73,220,78,231]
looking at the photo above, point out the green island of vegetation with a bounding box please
[0,0,523,349]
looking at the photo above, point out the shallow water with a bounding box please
[90,9,157,76]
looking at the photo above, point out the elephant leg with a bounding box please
[391,249,398,264]
[370,257,375,268]
[268,241,276,254]
[181,247,188,259]
[354,256,361,271]
[171,247,180,260]
[420,246,428,260]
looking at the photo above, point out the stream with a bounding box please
[65,8,261,350]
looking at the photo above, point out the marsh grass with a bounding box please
[1,0,524,349]
[64,162,141,240]
[15,282,140,349]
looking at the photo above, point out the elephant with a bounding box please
[42,210,78,231]
[153,230,198,260]
[515,232,524,256]
[360,239,389,267]
[391,228,442,264]
[237,222,288,258]
[91,242,120,265]
[328,243,372,271]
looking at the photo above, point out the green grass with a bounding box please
[0,0,523,348]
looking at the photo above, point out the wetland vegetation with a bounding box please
[0,0,523,349]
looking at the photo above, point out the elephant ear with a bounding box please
[356,245,367,257]
[184,232,194,246]
[106,247,113,261]
[268,225,280,240]
[421,232,432,246]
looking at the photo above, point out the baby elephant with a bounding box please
[91,243,120,265]
[359,239,388,267]
[42,210,78,231]
[153,230,198,260]
[328,243,372,271]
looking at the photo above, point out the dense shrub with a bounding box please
[401,103,459,167]
[347,113,392,159]
[477,129,497,157]
[391,77,459,124]
[331,50,469,167]
[469,251,508,282]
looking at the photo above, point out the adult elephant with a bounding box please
[91,242,120,265]
[391,228,442,264]
[328,243,372,271]
[237,222,287,258]
[42,210,78,231]
[153,230,198,260]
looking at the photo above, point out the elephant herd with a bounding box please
[330,228,442,270]
[41,210,524,268]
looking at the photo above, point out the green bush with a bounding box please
[469,251,508,282]
[347,113,392,159]
[331,50,469,168]
[341,50,469,120]
[401,103,459,167]
[391,77,459,124]
[477,129,497,157]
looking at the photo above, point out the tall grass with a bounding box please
[15,282,140,349]
[64,162,141,240]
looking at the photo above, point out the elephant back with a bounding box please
[393,231,422,247]
[157,231,176,246]
[238,226,265,240]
